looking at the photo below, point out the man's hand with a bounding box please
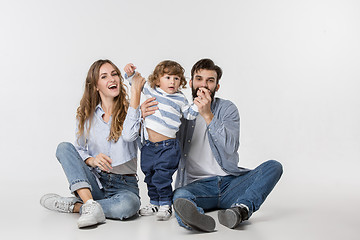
[85,153,113,172]
[194,87,214,124]
[140,97,158,118]
[124,63,137,77]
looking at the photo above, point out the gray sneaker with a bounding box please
[218,205,249,229]
[173,198,215,232]
[40,193,81,213]
[77,199,106,228]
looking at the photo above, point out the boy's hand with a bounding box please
[124,63,137,77]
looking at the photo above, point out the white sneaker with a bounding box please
[156,205,172,221]
[139,204,159,216]
[77,199,106,228]
[40,193,80,213]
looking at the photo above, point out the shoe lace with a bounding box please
[54,200,72,212]
[159,205,172,214]
[144,204,158,212]
[82,202,96,215]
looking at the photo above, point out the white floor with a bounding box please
[2,170,359,240]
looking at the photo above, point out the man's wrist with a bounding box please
[203,113,214,125]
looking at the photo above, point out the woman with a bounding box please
[40,59,145,228]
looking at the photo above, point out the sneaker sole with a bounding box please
[139,211,158,216]
[77,216,106,228]
[156,215,171,221]
[40,193,58,210]
[173,198,215,232]
[218,209,238,229]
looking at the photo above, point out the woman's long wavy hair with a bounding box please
[76,59,129,142]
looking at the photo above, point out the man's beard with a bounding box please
[192,86,216,102]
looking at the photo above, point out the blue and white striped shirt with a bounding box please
[126,74,199,139]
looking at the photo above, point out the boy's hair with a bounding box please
[191,58,222,84]
[148,60,187,89]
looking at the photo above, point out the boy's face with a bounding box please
[157,74,181,94]
[190,69,220,101]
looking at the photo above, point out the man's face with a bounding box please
[190,69,220,101]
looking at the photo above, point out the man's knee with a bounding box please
[268,160,283,175]
[263,160,283,180]
[173,188,193,201]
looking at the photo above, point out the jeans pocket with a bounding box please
[123,176,139,189]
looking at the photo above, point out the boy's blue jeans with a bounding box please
[141,139,180,206]
[55,142,141,220]
[173,160,283,229]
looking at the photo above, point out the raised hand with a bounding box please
[194,87,214,124]
[124,63,137,77]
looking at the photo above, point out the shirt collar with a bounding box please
[95,103,105,115]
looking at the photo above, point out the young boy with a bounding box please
[124,60,199,221]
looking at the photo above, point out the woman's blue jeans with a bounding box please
[55,142,141,220]
[173,160,283,228]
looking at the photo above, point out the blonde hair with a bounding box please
[76,59,129,142]
[148,60,187,89]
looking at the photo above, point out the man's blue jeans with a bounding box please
[55,142,141,220]
[173,160,283,228]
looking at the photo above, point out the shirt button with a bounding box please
[184,154,187,157]
[155,143,158,147]
[187,140,191,143]
[192,125,194,128]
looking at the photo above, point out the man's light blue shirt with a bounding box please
[175,98,250,188]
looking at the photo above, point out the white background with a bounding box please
[0,0,359,239]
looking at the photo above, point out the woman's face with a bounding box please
[97,63,121,101]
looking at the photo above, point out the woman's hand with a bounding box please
[129,72,145,109]
[140,97,158,118]
[131,72,145,92]
[85,153,113,172]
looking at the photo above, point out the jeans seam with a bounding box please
[220,169,261,200]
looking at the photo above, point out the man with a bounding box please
[142,58,283,232]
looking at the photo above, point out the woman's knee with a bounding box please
[55,142,76,162]
[107,192,140,220]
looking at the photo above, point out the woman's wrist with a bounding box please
[85,157,95,167]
